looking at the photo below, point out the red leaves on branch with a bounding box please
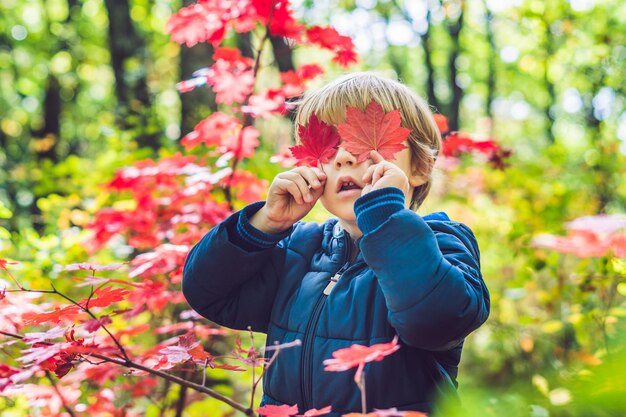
[23,306,82,326]
[441,132,511,169]
[176,48,255,103]
[166,2,226,47]
[182,111,260,159]
[257,404,299,417]
[337,100,410,163]
[221,171,268,204]
[280,64,324,97]
[290,114,341,167]
[304,406,333,416]
[64,262,125,272]
[129,244,189,282]
[243,89,289,119]
[82,286,130,309]
[0,258,18,271]
[166,0,307,47]
[256,405,333,417]
[532,214,626,258]
[182,112,240,149]
[210,48,255,104]
[83,315,112,333]
[306,26,358,67]
[323,336,400,382]
[232,336,267,367]
[156,333,242,371]
[88,153,232,251]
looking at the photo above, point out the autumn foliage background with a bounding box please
[1,0,626,416]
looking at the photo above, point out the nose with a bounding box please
[333,146,357,168]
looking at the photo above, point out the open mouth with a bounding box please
[336,177,363,193]
[339,181,361,191]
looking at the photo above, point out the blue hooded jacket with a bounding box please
[183,187,490,415]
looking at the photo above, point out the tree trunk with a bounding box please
[34,75,61,162]
[390,0,439,109]
[446,1,465,132]
[541,15,556,144]
[421,7,439,110]
[270,35,295,72]
[103,0,159,151]
[180,42,217,135]
[484,0,496,136]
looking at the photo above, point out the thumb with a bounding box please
[369,150,385,163]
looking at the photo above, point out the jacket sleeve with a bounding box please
[182,202,291,333]
[354,188,490,351]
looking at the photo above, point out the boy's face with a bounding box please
[319,141,422,225]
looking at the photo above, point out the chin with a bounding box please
[320,197,357,223]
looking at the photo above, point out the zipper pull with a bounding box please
[323,272,340,295]
[323,262,349,296]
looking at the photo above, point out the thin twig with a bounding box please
[45,371,77,417]
[1,330,255,416]
[357,368,367,413]
[249,327,256,410]
[50,283,130,361]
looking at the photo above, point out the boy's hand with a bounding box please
[361,150,410,197]
[250,167,327,234]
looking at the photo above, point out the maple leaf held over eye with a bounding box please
[289,114,340,167]
[337,100,411,163]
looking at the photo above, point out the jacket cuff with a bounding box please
[228,202,292,251]
[354,187,406,235]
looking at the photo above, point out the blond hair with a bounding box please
[294,72,441,210]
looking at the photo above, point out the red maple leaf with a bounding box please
[304,406,333,416]
[182,112,241,150]
[270,147,298,168]
[433,114,449,133]
[323,336,400,382]
[0,259,18,271]
[337,100,411,163]
[256,404,299,417]
[63,262,125,272]
[83,315,112,333]
[280,64,324,97]
[289,114,340,167]
[165,2,227,47]
[242,89,288,118]
[23,306,82,325]
[83,286,130,309]
[306,26,358,68]
[0,363,20,378]
[332,49,359,67]
[211,61,255,104]
[220,126,260,160]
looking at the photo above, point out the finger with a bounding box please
[312,167,327,182]
[274,178,305,205]
[372,164,387,185]
[283,172,314,203]
[295,167,323,190]
[362,164,376,184]
[369,150,385,164]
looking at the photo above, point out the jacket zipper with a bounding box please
[300,233,353,410]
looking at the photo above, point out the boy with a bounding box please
[182,72,490,414]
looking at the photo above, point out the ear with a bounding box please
[408,159,432,188]
[408,172,428,188]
